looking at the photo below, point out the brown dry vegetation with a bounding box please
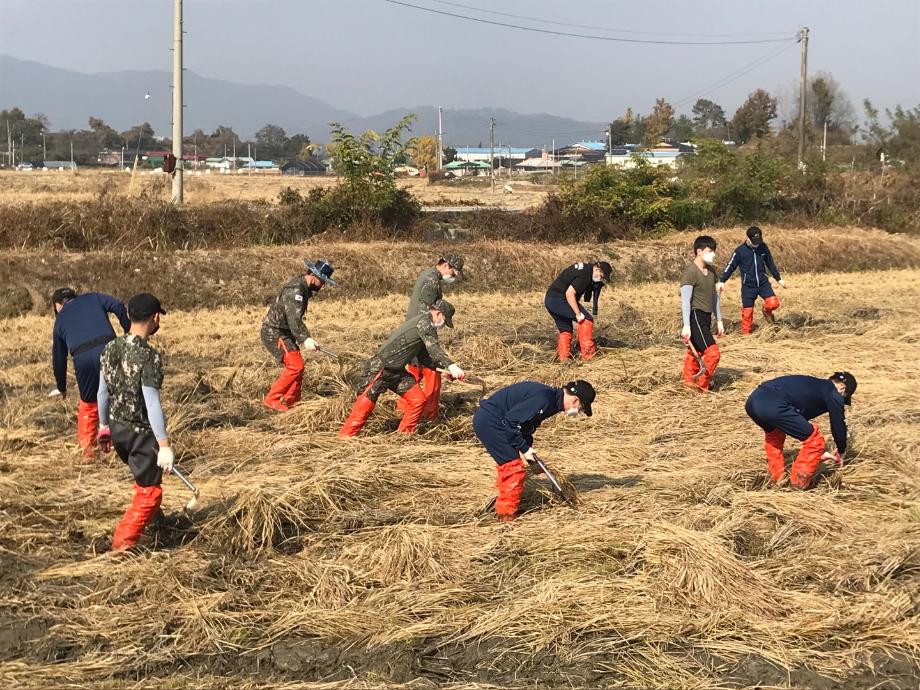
[1,231,919,689]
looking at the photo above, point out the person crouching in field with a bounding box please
[261,259,337,412]
[745,372,856,489]
[339,299,465,437]
[96,293,174,550]
[544,260,612,361]
[473,379,595,521]
[680,236,724,391]
[50,288,131,458]
[717,226,787,334]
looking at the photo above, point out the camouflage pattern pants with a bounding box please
[261,325,297,365]
[356,356,419,403]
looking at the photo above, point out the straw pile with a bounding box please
[1,239,918,689]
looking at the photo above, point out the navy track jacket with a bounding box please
[760,375,848,453]
[478,381,564,452]
[52,293,130,393]
[719,242,781,289]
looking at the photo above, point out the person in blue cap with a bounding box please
[261,258,337,411]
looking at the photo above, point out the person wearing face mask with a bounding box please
[717,226,787,335]
[400,253,465,421]
[473,379,595,521]
[261,258,337,412]
[745,372,856,488]
[679,236,724,391]
[339,298,465,437]
[95,293,173,549]
[544,260,613,361]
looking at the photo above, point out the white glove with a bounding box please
[716,281,725,293]
[778,279,787,288]
[157,445,175,473]
[575,312,586,323]
[521,447,536,462]
[447,363,465,381]
[680,325,691,343]
[303,337,319,351]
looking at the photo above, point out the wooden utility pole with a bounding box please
[797,26,809,168]
[171,0,184,205]
[489,117,495,193]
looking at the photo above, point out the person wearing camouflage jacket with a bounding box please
[401,253,464,422]
[339,298,466,437]
[95,293,172,550]
[261,258,337,412]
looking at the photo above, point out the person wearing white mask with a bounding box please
[679,235,724,391]
[339,298,465,437]
[544,260,613,361]
[401,253,465,421]
[473,379,595,521]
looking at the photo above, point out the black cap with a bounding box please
[430,298,455,328]
[128,293,166,321]
[304,258,337,286]
[746,226,763,243]
[51,287,77,305]
[564,379,596,417]
[596,261,612,281]
[829,371,857,405]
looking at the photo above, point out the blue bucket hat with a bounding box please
[304,258,337,286]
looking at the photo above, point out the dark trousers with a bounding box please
[544,292,592,333]
[473,407,521,465]
[111,421,163,487]
[261,324,297,365]
[357,357,418,403]
[689,309,716,352]
[741,283,776,308]
[73,346,106,403]
[744,386,814,442]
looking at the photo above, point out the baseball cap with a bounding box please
[565,379,596,417]
[430,298,455,328]
[440,252,465,277]
[746,226,763,243]
[51,287,77,305]
[829,371,857,405]
[128,293,166,321]
[596,261,612,282]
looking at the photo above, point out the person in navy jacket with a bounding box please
[51,288,130,457]
[473,380,595,521]
[745,372,856,489]
[718,226,787,334]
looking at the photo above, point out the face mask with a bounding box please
[433,319,446,329]
[442,275,456,284]
[702,251,715,264]
[593,276,605,283]
[309,284,321,294]
[565,407,579,418]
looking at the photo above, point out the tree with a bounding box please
[731,90,778,144]
[2,108,55,163]
[286,133,311,162]
[408,133,439,170]
[804,72,855,133]
[443,146,457,164]
[121,122,157,151]
[88,117,122,148]
[643,98,674,144]
[255,124,288,160]
[691,98,727,137]
[209,125,241,157]
[668,115,694,143]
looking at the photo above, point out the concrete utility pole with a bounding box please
[437,106,443,170]
[489,117,495,193]
[171,0,184,205]
[797,26,809,168]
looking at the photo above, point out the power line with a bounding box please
[425,0,796,39]
[382,0,798,46]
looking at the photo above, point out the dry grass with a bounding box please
[1,239,919,689]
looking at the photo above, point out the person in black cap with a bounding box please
[744,372,856,489]
[50,287,131,458]
[473,379,595,521]
[717,226,787,335]
[261,258,337,412]
[544,260,612,361]
[96,293,173,549]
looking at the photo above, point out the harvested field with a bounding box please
[1,232,919,689]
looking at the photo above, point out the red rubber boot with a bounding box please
[396,384,427,434]
[556,331,572,361]
[338,394,376,437]
[696,344,721,391]
[112,484,163,550]
[764,429,787,482]
[740,307,755,335]
[577,319,596,360]
[76,401,99,459]
[762,295,780,324]
[495,459,527,522]
[790,424,825,489]
[420,367,442,421]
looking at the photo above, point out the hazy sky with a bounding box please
[2,0,918,121]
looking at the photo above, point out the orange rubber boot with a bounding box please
[577,319,596,360]
[421,367,442,421]
[762,295,780,324]
[112,484,163,550]
[764,429,787,482]
[495,459,527,522]
[395,365,420,414]
[76,401,99,459]
[556,331,572,361]
[396,384,427,434]
[682,349,700,386]
[338,394,376,437]
[696,344,721,391]
[281,350,305,406]
[790,423,825,489]
[740,307,755,335]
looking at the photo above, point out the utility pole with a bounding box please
[822,120,828,162]
[489,117,495,193]
[797,26,809,168]
[171,0,184,205]
[437,106,443,170]
[70,141,74,168]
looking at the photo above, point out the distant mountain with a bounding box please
[0,56,606,147]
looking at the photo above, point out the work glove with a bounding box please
[521,447,536,462]
[447,364,465,381]
[157,445,175,474]
[778,279,787,289]
[302,337,319,351]
[575,312,586,323]
[680,325,691,343]
[49,389,64,398]
[716,320,725,338]
[716,281,725,294]
[97,425,112,453]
